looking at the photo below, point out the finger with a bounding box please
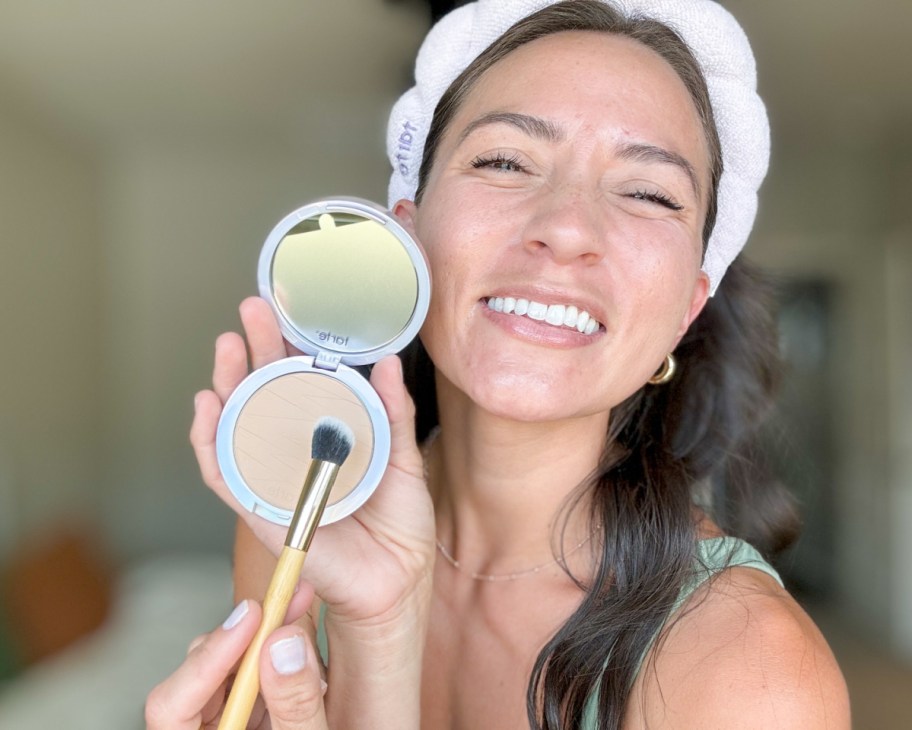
[285,580,317,626]
[369,356,423,480]
[240,296,291,369]
[212,331,250,404]
[145,600,262,730]
[259,626,328,730]
[197,601,268,726]
[190,389,229,493]
[249,584,317,730]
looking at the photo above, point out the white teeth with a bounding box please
[527,301,547,321]
[545,304,565,325]
[485,297,601,335]
[576,310,590,333]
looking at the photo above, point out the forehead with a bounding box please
[448,30,708,167]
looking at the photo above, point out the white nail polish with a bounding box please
[271,636,307,675]
[222,600,249,630]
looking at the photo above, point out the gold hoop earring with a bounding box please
[648,353,676,385]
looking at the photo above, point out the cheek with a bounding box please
[610,237,703,344]
[615,222,702,286]
[417,204,505,296]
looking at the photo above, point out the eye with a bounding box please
[471,152,528,174]
[628,189,684,211]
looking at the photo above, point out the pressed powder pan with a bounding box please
[216,198,430,526]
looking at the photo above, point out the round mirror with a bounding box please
[258,199,428,365]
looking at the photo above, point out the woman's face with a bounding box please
[397,31,711,423]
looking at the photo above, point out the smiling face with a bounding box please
[396,31,711,423]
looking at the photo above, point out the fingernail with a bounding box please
[222,600,249,630]
[193,392,202,410]
[320,679,328,696]
[270,635,307,675]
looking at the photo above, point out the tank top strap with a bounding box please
[680,535,784,608]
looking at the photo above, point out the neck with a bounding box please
[429,372,609,577]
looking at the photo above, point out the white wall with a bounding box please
[0,95,104,558]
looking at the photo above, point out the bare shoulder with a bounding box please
[627,567,850,729]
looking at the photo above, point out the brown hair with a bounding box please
[401,2,797,728]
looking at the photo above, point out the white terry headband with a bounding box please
[387,0,769,294]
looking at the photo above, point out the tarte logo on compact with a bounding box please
[316,330,349,347]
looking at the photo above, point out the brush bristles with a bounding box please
[311,417,355,465]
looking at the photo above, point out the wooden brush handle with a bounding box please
[217,546,306,730]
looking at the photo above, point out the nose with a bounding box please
[520,185,605,265]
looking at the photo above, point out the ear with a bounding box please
[392,198,419,237]
[391,198,431,271]
[673,270,710,346]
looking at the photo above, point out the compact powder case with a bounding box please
[216,198,430,526]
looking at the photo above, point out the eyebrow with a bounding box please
[457,111,565,145]
[616,142,702,200]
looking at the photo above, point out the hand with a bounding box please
[146,597,327,730]
[191,297,436,626]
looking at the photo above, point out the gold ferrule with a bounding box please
[285,459,340,551]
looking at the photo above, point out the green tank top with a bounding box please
[315,536,782,725]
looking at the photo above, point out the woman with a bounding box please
[148,1,849,727]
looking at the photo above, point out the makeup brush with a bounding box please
[218,416,355,730]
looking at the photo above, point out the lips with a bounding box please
[485,296,602,335]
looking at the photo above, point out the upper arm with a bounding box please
[629,568,850,729]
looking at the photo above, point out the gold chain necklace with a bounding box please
[434,530,596,582]
[423,427,597,582]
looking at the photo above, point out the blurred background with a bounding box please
[0,0,908,726]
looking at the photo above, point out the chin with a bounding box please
[463,368,600,423]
